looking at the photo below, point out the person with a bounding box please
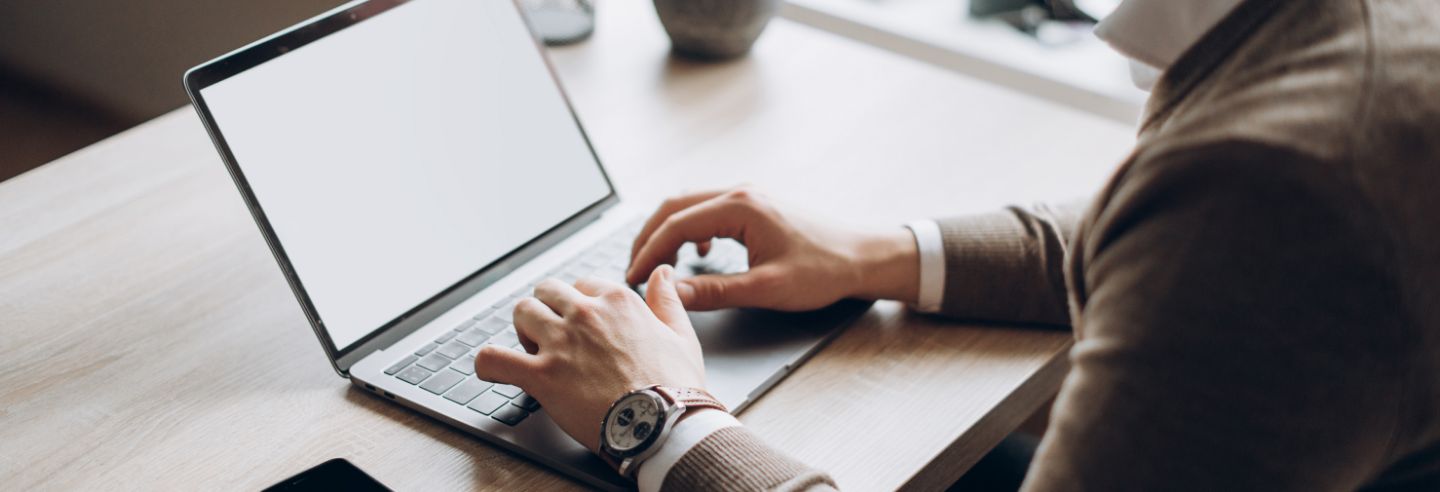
[475,0,1440,490]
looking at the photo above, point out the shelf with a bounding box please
[781,0,1147,123]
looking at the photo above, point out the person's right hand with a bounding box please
[626,187,921,311]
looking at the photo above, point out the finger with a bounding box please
[628,196,754,285]
[513,297,561,346]
[646,265,695,337]
[674,266,778,311]
[631,190,729,263]
[696,239,713,257]
[474,344,541,387]
[572,276,629,298]
[533,278,587,316]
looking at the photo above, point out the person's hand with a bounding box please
[626,187,920,311]
[473,265,705,452]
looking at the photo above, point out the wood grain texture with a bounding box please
[0,1,1135,490]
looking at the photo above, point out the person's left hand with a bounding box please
[473,264,706,452]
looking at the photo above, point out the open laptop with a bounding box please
[183,0,868,489]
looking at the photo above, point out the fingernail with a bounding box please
[675,279,694,300]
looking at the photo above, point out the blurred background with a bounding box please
[0,0,347,182]
[0,0,1139,183]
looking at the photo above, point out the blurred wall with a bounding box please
[0,0,345,122]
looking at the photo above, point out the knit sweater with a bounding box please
[663,0,1440,490]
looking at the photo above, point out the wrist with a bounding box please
[633,408,740,490]
[849,228,920,303]
[600,386,727,478]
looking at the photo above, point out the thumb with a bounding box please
[474,345,540,388]
[645,265,693,334]
[674,268,771,311]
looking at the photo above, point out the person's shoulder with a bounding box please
[1089,138,1380,254]
[1079,137,1408,362]
[1076,137,1406,328]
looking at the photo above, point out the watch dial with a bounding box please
[606,393,662,452]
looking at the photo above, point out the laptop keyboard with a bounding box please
[382,220,645,426]
[383,218,751,426]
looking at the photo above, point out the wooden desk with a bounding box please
[0,2,1136,490]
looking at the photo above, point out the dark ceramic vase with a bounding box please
[653,0,780,59]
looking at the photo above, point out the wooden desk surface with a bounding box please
[0,3,1136,490]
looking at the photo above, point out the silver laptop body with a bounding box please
[184,1,866,489]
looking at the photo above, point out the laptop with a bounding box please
[183,0,868,489]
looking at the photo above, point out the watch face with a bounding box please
[605,392,665,454]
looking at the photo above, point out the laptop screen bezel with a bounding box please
[182,0,620,376]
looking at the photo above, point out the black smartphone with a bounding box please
[264,458,391,492]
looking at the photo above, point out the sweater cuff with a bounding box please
[934,207,1074,325]
[663,426,837,492]
[638,409,740,492]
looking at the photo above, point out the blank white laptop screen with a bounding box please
[200,0,611,350]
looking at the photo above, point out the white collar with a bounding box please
[1093,0,1245,90]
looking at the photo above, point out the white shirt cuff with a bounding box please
[636,409,741,492]
[904,220,946,313]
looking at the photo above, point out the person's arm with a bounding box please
[915,200,1086,325]
[658,425,837,491]
[1023,142,1405,490]
[623,188,1086,329]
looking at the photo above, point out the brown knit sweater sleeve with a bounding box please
[662,427,836,492]
[933,200,1085,326]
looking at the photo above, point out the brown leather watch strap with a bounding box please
[652,386,727,414]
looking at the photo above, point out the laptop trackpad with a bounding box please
[690,301,870,411]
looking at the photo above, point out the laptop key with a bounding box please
[496,299,520,322]
[610,256,629,269]
[467,391,509,415]
[451,355,476,375]
[489,330,520,348]
[385,355,419,375]
[545,264,569,278]
[444,378,493,405]
[453,319,477,332]
[415,342,440,357]
[570,263,598,277]
[476,316,508,334]
[396,365,432,385]
[512,393,541,411]
[434,330,458,344]
[492,384,523,398]
[492,405,529,426]
[455,328,490,347]
[416,352,451,372]
[580,254,608,268]
[471,307,496,321]
[420,369,465,395]
[436,340,469,359]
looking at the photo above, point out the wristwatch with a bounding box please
[598,385,727,478]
